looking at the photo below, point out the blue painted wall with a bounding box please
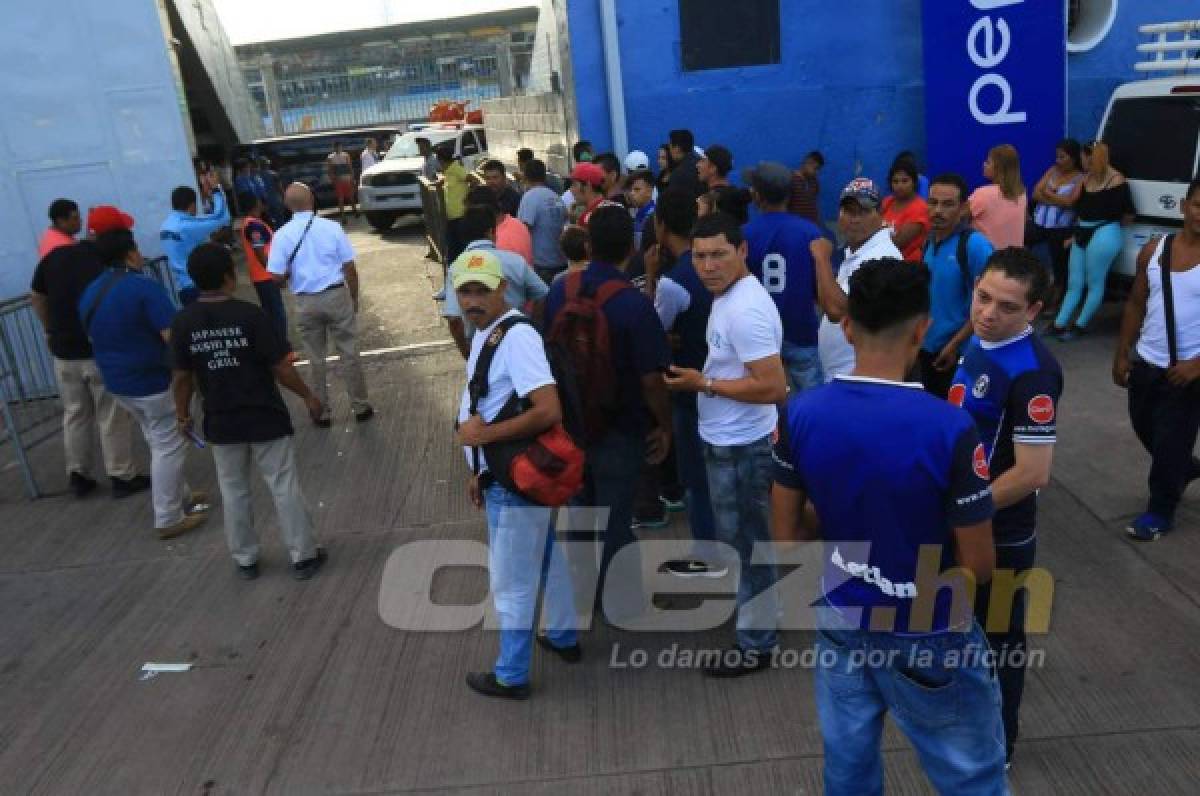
[566,0,1198,221]
[569,0,926,221]
[0,0,197,300]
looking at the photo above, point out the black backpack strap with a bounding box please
[468,315,534,414]
[82,269,129,335]
[956,230,972,298]
[1161,234,1179,367]
[467,314,534,476]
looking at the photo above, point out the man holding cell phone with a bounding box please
[171,243,328,582]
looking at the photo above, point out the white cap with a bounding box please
[624,150,650,172]
[694,145,706,158]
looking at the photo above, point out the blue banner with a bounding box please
[922,0,1066,191]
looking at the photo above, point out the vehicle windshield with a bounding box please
[1103,95,1200,183]
[385,132,455,160]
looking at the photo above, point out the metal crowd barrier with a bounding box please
[0,256,177,499]
[419,176,450,265]
[143,255,183,308]
[0,295,61,498]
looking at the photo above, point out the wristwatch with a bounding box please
[703,377,715,397]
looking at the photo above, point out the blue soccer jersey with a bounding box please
[745,212,823,347]
[773,376,994,633]
[949,327,1063,545]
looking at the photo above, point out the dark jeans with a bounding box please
[673,401,717,558]
[973,535,1037,759]
[445,217,467,265]
[254,279,292,351]
[1128,359,1200,518]
[577,429,645,621]
[917,348,955,400]
[178,287,199,306]
[633,425,681,520]
[1025,221,1072,298]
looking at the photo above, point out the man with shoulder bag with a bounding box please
[1113,177,1200,541]
[454,250,581,700]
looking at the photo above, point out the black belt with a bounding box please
[302,282,345,295]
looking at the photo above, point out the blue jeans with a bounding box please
[781,341,823,394]
[254,279,293,351]
[815,616,1007,795]
[672,401,717,560]
[704,435,778,651]
[483,483,577,686]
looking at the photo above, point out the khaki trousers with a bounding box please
[53,358,135,479]
[211,436,317,565]
[295,286,369,413]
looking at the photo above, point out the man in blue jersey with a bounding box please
[772,259,1006,794]
[743,161,825,391]
[161,182,231,305]
[921,174,994,398]
[948,247,1061,768]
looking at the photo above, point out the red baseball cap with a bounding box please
[86,205,135,236]
[569,162,606,188]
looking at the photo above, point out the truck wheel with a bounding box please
[366,211,398,232]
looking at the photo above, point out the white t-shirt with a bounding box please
[654,276,691,330]
[699,275,783,446]
[817,227,903,381]
[361,150,378,171]
[457,309,555,472]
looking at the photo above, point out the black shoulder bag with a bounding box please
[284,214,316,276]
[1160,234,1179,368]
[81,269,129,340]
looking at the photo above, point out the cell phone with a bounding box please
[184,427,206,449]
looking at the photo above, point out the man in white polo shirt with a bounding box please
[665,212,788,678]
[268,183,373,427]
[814,178,903,381]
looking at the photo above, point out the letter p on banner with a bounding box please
[921,0,1065,194]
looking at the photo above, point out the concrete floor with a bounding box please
[2,218,1199,794]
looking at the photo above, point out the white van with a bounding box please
[358,123,489,231]
[1097,20,1200,281]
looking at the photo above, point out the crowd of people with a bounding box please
[24,121,1200,793]
[436,127,1200,794]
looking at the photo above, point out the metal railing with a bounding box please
[0,295,61,498]
[419,176,450,265]
[1,256,177,499]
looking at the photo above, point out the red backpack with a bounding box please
[546,271,629,444]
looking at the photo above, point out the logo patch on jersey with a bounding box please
[972,374,990,399]
[948,383,966,407]
[972,443,990,480]
[1028,394,1055,424]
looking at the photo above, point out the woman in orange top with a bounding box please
[969,144,1027,249]
[881,160,930,262]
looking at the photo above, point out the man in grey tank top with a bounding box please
[1113,177,1200,541]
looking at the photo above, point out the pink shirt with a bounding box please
[38,228,76,258]
[969,184,1027,249]
[495,214,534,265]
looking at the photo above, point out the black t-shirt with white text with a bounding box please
[170,298,292,445]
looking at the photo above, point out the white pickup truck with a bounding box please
[1098,20,1200,281]
[358,124,489,231]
